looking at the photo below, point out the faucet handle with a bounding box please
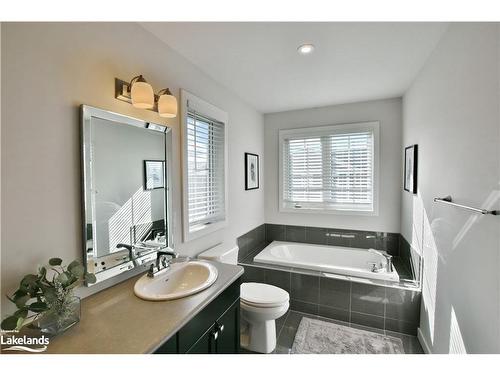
[147,264,155,278]
[367,262,379,273]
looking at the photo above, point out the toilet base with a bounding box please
[240,317,277,353]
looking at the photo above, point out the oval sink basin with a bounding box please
[134,261,218,301]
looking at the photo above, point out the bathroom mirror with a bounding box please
[81,105,173,285]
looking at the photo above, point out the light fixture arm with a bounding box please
[156,88,173,97]
[127,75,147,91]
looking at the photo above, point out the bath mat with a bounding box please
[291,317,404,354]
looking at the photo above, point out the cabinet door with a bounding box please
[154,334,177,353]
[214,299,240,354]
[186,299,240,354]
[186,325,217,354]
[177,280,240,353]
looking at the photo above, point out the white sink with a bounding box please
[134,261,218,301]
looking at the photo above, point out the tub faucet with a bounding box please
[368,249,393,273]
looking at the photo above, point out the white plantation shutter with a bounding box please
[186,110,226,229]
[281,123,378,213]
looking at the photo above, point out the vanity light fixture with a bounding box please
[115,75,178,118]
[297,43,315,55]
[156,88,178,118]
[129,75,154,109]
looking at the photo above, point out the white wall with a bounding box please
[402,23,500,353]
[264,98,402,233]
[1,23,265,315]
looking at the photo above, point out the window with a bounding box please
[181,90,228,241]
[279,122,379,214]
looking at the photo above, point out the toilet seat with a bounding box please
[241,282,289,308]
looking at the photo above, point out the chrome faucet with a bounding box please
[117,242,166,266]
[116,243,138,267]
[147,249,179,278]
[368,249,393,273]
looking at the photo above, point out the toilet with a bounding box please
[198,245,289,353]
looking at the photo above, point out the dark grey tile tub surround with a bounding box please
[399,235,422,282]
[237,224,266,262]
[241,263,421,335]
[236,223,423,335]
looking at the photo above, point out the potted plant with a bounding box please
[1,258,96,335]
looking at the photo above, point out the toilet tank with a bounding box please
[198,244,239,265]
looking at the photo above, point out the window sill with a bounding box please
[183,219,227,242]
[279,206,379,216]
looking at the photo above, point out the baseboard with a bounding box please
[417,328,432,354]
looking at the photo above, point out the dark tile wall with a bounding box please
[237,224,266,261]
[241,263,421,335]
[265,224,401,256]
[399,235,422,282]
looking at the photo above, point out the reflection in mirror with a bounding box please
[81,106,172,285]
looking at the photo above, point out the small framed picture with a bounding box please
[404,145,418,194]
[245,153,259,190]
[144,160,165,190]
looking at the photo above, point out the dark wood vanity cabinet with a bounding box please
[154,277,241,354]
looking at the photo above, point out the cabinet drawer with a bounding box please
[177,278,240,353]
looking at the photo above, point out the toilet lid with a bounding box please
[240,282,289,307]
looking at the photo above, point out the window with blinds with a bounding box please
[280,122,378,213]
[186,111,226,231]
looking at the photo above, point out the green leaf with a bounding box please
[67,260,80,271]
[42,287,57,303]
[38,266,47,278]
[18,283,28,294]
[48,258,63,266]
[29,301,48,312]
[84,272,97,284]
[20,277,41,298]
[15,294,30,309]
[20,274,38,288]
[14,308,28,319]
[13,289,28,299]
[57,272,70,286]
[69,264,84,278]
[1,315,21,330]
[8,289,28,305]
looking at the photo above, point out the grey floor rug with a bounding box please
[291,317,404,354]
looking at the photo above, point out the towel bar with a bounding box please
[433,196,499,215]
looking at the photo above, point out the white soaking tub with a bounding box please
[253,241,399,282]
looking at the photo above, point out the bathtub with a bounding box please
[253,241,399,282]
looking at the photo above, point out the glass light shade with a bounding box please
[158,93,178,118]
[131,81,154,109]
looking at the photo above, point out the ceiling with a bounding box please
[142,22,448,113]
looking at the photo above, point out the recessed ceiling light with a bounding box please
[297,44,315,55]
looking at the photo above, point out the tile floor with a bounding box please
[241,310,424,354]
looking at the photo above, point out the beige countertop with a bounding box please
[40,261,243,354]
